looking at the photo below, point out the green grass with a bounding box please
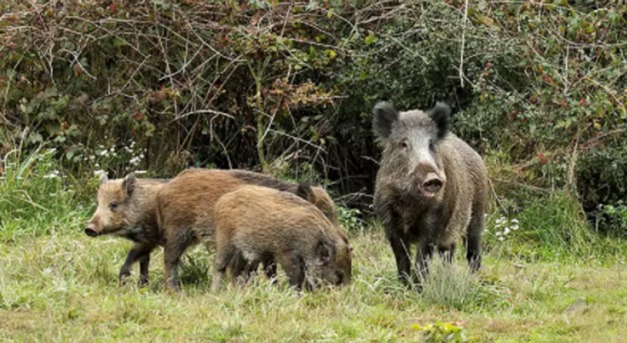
[0,229,625,342]
[1,151,626,342]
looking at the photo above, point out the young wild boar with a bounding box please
[372,102,488,289]
[209,184,352,291]
[85,173,168,286]
[156,168,339,292]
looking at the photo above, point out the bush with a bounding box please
[576,143,627,236]
[1,1,624,226]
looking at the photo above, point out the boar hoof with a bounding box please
[118,270,132,286]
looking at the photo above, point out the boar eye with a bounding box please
[428,139,435,151]
[400,140,409,150]
[109,203,118,211]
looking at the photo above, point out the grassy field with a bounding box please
[0,227,625,342]
[0,151,626,342]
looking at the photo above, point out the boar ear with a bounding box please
[316,239,334,265]
[373,101,399,139]
[428,102,451,139]
[98,173,109,185]
[296,183,314,203]
[123,172,137,196]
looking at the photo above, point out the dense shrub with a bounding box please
[1,1,625,230]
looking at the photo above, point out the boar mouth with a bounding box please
[84,228,100,237]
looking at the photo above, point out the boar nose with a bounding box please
[422,172,443,194]
[84,223,99,237]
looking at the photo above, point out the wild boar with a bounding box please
[372,101,488,289]
[209,184,352,291]
[156,168,339,292]
[85,173,168,286]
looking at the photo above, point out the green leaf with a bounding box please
[113,38,126,47]
[365,32,378,46]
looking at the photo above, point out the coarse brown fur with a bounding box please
[156,168,339,292]
[85,173,168,285]
[373,102,488,289]
[209,185,352,291]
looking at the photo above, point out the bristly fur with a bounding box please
[372,101,488,290]
[157,168,339,292]
[86,175,169,286]
[210,185,351,292]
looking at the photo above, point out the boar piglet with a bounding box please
[157,168,339,292]
[209,185,352,292]
[86,173,168,285]
[373,102,488,289]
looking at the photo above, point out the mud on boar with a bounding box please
[86,173,168,286]
[156,168,339,292]
[209,184,352,292]
[372,101,488,289]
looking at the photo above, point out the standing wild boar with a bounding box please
[85,173,168,285]
[209,184,352,291]
[372,102,488,288]
[156,168,339,292]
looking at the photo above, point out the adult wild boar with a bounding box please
[156,168,339,292]
[85,173,168,286]
[210,184,352,291]
[372,102,488,288]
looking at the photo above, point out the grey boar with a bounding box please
[372,102,488,288]
[85,173,168,286]
[209,184,352,291]
[156,168,339,292]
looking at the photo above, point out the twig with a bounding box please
[459,0,469,88]
[168,109,234,124]
[267,129,326,152]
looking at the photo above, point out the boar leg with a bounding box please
[412,240,434,290]
[163,229,196,292]
[211,243,238,292]
[437,243,455,264]
[119,244,152,286]
[465,213,483,273]
[238,259,261,285]
[262,259,278,284]
[138,250,151,286]
[387,232,412,285]
[278,253,305,291]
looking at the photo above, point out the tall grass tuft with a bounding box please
[420,256,504,311]
[0,145,88,241]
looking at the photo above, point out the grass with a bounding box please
[0,229,625,342]
[0,150,626,342]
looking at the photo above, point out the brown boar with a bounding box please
[156,168,339,292]
[372,102,488,289]
[85,173,168,285]
[209,184,352,291]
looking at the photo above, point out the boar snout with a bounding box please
[412,160,444,197]
[85,223,100,237]
[422,172,443,195]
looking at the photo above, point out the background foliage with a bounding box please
[1,0,625,235]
